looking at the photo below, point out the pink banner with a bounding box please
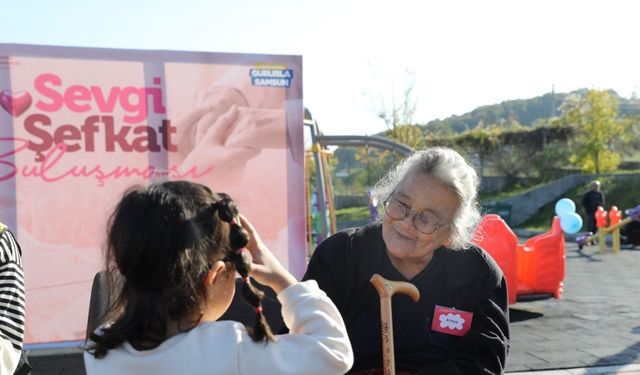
[0,44,305,344]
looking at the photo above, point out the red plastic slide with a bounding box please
[473,214,565,304]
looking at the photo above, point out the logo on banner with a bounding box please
[431,305,473,337]
[250,64,292,88]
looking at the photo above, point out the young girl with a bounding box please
[84,181,353,374]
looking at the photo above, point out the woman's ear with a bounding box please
[442,231,454,248]
[203,260,227,286]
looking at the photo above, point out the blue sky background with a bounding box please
[2,0,639,135]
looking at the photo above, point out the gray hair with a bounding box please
[372,147,481,250]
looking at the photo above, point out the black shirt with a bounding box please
[582,190,604,214]
[303,223,510,375]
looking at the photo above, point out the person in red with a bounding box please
[582,181,605,234]
[304,147,509,374]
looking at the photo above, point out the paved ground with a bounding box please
[25,241,640,374]
[505,242,640,374]
[508,363,640,374]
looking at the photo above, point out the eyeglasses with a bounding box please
[383,198,449,235]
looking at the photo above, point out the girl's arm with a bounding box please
[238,280,353,375]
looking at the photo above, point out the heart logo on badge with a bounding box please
[0,90,33,117]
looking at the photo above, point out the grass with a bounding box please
[335,206,370,222]
[518,175,640,230]
[479,182,548,201]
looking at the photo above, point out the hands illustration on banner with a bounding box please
[175,85,286,184]
[176,86,248,154]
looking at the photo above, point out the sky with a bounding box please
[1,0,639,136]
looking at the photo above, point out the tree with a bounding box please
[454,124,502,178]
[386,124,423,149]
[489,123,536,186]
[559,90,628,173]
[347,124,423,192]
[353,145,399,188]
[529,140,574,180]
[617,113,640,160]
[365,69,418,136]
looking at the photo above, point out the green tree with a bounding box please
[385,124,424,149]
[560,90,628,173]
[617,113,640,160]
[353,146,399,187]
[490,124,536,187]
[454,125,502,178]
[529,140,574,181]
[347,125,422,192]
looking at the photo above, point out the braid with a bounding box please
[215,197,275,342]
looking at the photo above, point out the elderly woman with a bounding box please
[303,147,509,374]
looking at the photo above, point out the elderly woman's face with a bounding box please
[382,172,459,265]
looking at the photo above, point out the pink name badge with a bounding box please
[431,305,473,337]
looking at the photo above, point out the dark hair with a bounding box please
[86,181,274,359]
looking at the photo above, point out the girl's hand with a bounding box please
[238,214,297,293]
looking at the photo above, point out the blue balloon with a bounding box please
[560,213,583,234]
[555,198,576,216]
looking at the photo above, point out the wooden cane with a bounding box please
[370,274,420,375]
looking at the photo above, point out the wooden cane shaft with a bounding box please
[379,296,395,375]
[370,274,420,375]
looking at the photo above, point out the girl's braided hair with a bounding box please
[214,192,274,343]
[86,181,273,359]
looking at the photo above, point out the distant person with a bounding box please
[582,180,605,233]
[0,223,29,375]
[367,188,379,222]
[304,147,510,374]
[84,181,353,375]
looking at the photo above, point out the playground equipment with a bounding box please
[368,188,379,222]
[304,110,336,254]
[576,204,640,253]
[303,109,413,255]
[473,214,565,304]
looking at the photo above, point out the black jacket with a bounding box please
[582,190,604,214]
[303,223,510,375]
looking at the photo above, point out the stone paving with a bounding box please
[506,242,640,374]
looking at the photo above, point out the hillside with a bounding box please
[419,89,640,133]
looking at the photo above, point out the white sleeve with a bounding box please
[238,280,353,375]
[0,336,20,374]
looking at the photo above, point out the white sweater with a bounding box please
[84,280,353,375]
